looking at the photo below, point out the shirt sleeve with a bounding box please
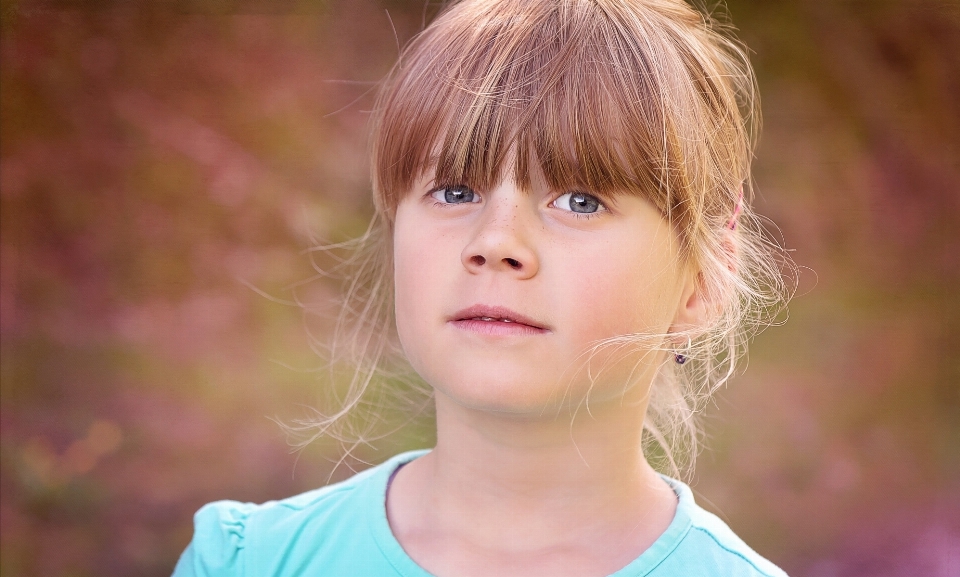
[172,500,255,577]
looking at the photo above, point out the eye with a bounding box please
[552,191,606,215]
[430,185,481,204]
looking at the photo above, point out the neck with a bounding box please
[387,390,678,576]
[430,392,653,509]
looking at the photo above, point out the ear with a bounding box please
[668,268,711,340]
[668,229,739,341]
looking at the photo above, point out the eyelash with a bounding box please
[426,186,608,219]
[551,191,608,220]
[427,185,480,209]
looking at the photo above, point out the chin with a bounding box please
[433,356,659,417]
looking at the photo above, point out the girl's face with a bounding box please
[393,165,699,415]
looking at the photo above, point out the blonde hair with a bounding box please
[293,0,791,477]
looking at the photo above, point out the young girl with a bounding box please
[174,0,790,575]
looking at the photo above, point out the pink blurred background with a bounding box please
[1,1,958,575]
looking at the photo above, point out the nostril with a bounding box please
[505,258,521,269]
[471,255,486,266]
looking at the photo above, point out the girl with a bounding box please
[174,0,790,575]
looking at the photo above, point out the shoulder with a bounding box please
[172,498,257,577]
[171,477,367,577]
[656,478,789,577]
[680,507,789,577]
[172,450,428,577]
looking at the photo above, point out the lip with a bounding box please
[448,304,551,335]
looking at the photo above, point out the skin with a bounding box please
[388,165,708,577]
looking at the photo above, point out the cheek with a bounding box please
[391,207,458,372]
[392,218,428,363]
[560,239,679,341]
[552,242,679,400]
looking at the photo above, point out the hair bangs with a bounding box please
[372,0,691,226]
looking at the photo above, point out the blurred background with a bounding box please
[1,0,958,575]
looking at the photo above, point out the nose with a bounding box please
[461,186,539,279]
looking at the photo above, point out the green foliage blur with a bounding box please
[1,1,958,576]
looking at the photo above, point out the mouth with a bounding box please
[448,305,550,335]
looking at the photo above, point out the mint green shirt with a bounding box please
[173,450,787,577]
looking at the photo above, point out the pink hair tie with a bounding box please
[727,187,744,230]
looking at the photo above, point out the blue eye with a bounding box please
[553,191,605,214]
[431,185,480,204]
